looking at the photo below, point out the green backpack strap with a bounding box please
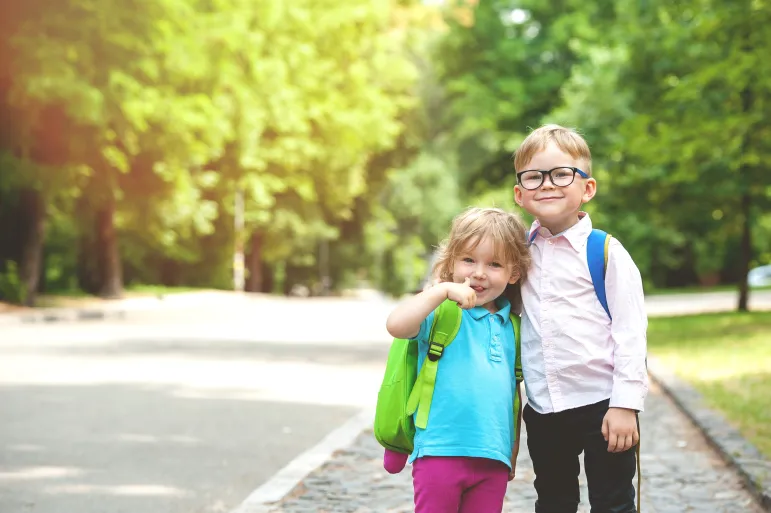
[510,313,522,382]
[406,299,462,429]
[510,313,523,442]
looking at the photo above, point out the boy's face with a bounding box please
[513,142,596,234]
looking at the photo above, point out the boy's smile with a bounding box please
[514,142,596,234]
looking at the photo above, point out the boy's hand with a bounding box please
[508,439,520,481]
[444,277,476,309]
[601,407,639,453]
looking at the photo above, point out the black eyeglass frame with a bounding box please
[516,166,589,190]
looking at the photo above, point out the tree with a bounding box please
[7,0,226,298]
[435,0,599,190]
[199,0,422,293]
[614,0,771,309]
[546,0,771,308]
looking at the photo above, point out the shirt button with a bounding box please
[548,240,554,245]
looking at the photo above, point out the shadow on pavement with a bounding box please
[5,339,392,366]
[0,383,359,513]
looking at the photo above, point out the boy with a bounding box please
[513,124,648,513]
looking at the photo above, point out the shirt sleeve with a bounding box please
[414,310,436,350]
[606,239,649,412]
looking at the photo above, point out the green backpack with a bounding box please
[374,299,523,455]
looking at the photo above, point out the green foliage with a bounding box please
[3,0,770,299]
[435,0,593,189]
[0,261,27,305]
[434,0,771,292]
[1,0,437,297]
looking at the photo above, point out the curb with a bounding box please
[0,307,128,326]
[648,357,771,511]
[0,291,229,326]
[229,408,375,513]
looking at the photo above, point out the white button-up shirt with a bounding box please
[521,213,649,414]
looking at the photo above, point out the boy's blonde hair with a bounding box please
[513,124,593,175]
[433,207,531,311]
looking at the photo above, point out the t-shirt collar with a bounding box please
[468,297,512,322]
[527,212,593,252]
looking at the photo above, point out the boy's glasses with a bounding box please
[516,167,589,190]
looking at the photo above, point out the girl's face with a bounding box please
[451,235,520,312]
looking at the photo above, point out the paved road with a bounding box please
[0,296,394,513]
[643,288,771,316]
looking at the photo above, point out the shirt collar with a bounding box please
[528,212,593,252]
[467,297,512,323]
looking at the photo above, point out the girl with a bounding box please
[384,207,531,513]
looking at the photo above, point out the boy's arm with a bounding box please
[606,240,648,411]
[604,240,648,452]
[386,279,474,339]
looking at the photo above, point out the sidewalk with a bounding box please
[256,381,764,513]
[1,288,769,327]
[0,290,267,326]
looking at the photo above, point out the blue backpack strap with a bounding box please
[587,229,612,319]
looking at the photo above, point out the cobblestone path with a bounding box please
[265,382,762,513]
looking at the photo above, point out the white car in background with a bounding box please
[748,265,771,288]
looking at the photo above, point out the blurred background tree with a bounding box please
[0,0,769,308]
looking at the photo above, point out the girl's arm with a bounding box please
[386,278,474,339]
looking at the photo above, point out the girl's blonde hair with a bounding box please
[433,207,531,311]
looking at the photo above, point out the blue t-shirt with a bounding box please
[408,299,519,469]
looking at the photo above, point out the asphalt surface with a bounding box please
[0,296,393,513]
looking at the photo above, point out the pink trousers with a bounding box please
[412,456,509,513]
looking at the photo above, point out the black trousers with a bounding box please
[523,399,637,513]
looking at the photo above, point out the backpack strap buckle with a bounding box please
[427,341,444,361]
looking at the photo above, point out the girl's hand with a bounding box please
[508,439,520,481]
[444,277,476,309]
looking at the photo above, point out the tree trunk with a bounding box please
[737,81,753,312]
[261,262,274,293]
[245,232,263,292]
[0,191,19,268]
[96,198,123,298]
[77,231,99,295]
[737,192,751,311]
[283,263,298,296]
[17,188,46,306]
[37,246,48,294]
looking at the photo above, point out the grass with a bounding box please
[646,283,771,295]
[648,311,771,458]
[124,284,204,295]
[30,285,205,308]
